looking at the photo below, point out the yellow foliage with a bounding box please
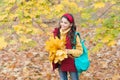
[31,28,43,35]
[0,0,119,53]
[101,35,113,43]
[13,24,42,35]
[0,13,8,21]
[49,52,55,62]
[55,4,64,12]
[9,40,17,45]
[13,24,26,34]
[61,0,80,13]
[94,2,105,9]
[0,37,8,50]
[81,12,91,19]
[40,23,48,28]
[54,50,68,63]
[112,6,120,11]
[45,36,67,63]
[45,36,66,53]
[69,2,80,13]
[92,43,103,53]
[78,7,83,12]
[8,13,18,20]
[8,0,16,4]
[23,10,30,17]
[96,18,103,24]
[110,1,116,4]
[51,4,64,18]
[76,0,81,2]
[19,36,32,43]
[107,40,116,46]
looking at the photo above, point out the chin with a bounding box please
[61,28,66,30]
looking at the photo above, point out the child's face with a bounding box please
[60,17,72,30]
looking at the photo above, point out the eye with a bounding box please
[60,20,63,23]
[64,22,67,24]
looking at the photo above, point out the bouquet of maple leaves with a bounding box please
[45,36,68,63]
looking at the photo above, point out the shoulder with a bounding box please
[53,27,59,33]
[53,27,59,36]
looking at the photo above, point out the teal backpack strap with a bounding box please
[73,32,84,49]
[75,32,85,43]
[74,32,87,55]
[75,32,82,41]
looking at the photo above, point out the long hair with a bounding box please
[57,14,76,47]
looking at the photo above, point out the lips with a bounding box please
[61,26,67,29]
[61,26,65,28]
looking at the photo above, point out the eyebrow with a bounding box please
[61,19,69,22]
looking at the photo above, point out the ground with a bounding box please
[0,21,120,80]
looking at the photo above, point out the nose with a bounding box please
[60,22,64,26]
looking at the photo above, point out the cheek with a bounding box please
[65,24,71,28]
[60,23,63,26]
[61,23,69,27]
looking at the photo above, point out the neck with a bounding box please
[60,27,71,34]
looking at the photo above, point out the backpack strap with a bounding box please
[75,32,86,43]
[73,32,85,48]
[75,32,82,42]
[73,32,81,49]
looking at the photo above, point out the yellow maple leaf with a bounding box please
[0,13,8,21]
[0,37,8,50]
[94,2,105,9]
[49,52,55,61]
[12,24,26,34]
[45,37,57,53]
[55,4,64,12]
[19,36,32,43]
[45,36,66,53]
[54,50,68,63]
[107,40,116,46]
[45,36,66,62]
[101,35,113,43]
[40,23,48,28]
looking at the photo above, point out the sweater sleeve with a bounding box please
[66,36,83,57]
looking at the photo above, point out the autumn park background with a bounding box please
[0,0,120,80]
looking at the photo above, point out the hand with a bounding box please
[65,49,74,58]
[56,50,67,56]
[54,50,68,63]
[68,54,74,58]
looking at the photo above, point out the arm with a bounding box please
[66,36,83,57]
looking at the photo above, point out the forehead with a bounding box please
[61,17,69,22]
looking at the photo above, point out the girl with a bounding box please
[52,13,83,80]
